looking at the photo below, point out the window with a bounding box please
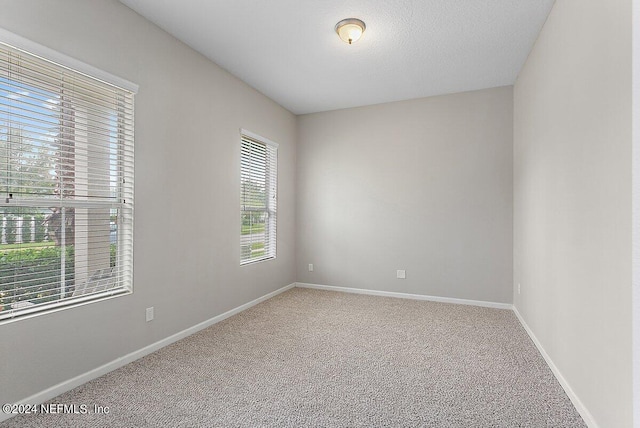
[0,31,136,321]
[240,130,277,264]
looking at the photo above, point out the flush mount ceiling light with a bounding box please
[335,18,366,45]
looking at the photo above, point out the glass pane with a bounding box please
[241,210,267,261]
[0,205,118,314]
[0,72,122,202]
[0,76,59,199]
[0,206,73,311]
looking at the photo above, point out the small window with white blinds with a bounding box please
[0,31,136,321]
[240,131,277,265]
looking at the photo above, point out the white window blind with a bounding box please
[240,131,277,264]
[0,35,135,321]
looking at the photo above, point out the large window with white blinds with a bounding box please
[240,131,277,265]
[0,31,136,321]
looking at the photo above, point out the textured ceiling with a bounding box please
[120,0,555,115]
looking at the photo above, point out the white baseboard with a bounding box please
[0,282,295,423]
[512,306,598,428]
[295,282,512,310]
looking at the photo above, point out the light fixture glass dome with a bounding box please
[335,18,366,45]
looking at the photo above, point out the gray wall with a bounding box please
[513,0,633,426]
[296,87,513,303]
[0,0,297,405]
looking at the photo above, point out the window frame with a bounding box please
[240,129,278,265]
[0,29,136,322]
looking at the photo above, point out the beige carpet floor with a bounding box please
[2,288,585,427]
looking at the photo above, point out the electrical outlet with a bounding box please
[308,264,314,272]
[396,270,406,279]
[146,307,154,322]
[518,283,521,294]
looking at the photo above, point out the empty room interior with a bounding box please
[0,0,639,427]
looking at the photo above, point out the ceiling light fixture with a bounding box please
[335,18,366,45]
